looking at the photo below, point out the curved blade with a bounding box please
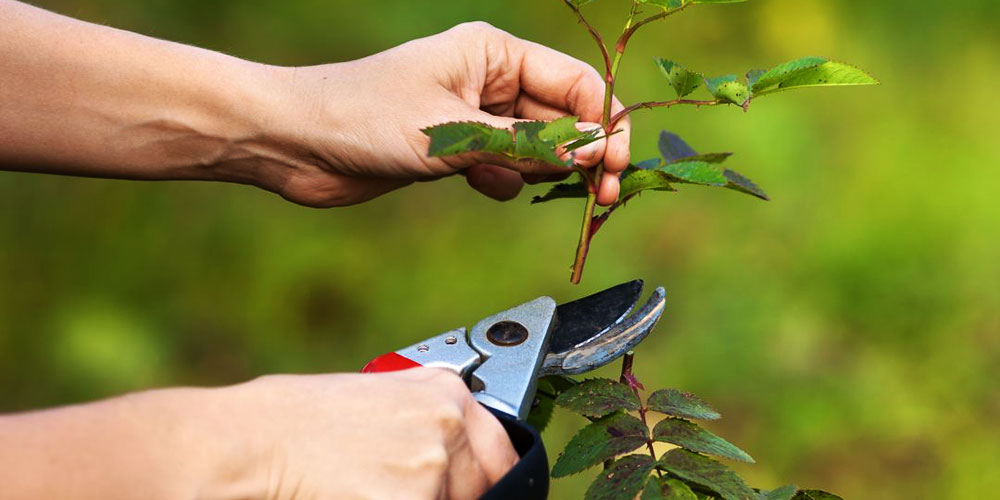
[542,286,666,375]
[548,280,644,355]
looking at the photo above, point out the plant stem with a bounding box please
[619,352,662,476]
[562,0,612,78]
[609,99,721,131]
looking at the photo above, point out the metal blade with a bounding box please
[547,280,644,355]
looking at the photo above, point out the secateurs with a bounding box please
[362,279,667,500]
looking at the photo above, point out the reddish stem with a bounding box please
[619,352,661,474]
[609,99,721,131]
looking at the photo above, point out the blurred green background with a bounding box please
[1,0,997,498]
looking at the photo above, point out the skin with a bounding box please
[0,1,632,498]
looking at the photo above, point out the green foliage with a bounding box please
[658,449,756,500]
[529,375,578,432]
[647,388,722,420]
[652,418,755,463]
[760,485,800,500]
[656,58,702,98]
[791,491,844,500]
[551,411,649,477]
[422,116,600,167]
[555,378,642,418]
[586,455,657,500]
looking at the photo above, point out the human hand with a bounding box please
[258,22,631,207]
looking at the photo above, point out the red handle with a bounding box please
[361,352,423,373]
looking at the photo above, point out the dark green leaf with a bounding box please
[528,376,578,432]
[680,152,732,164]
[705,75,751,107]
[652,418,754,463]
[658,449,756,500]
[755,61,879,97]
[555,378,642,418]
[423,121,513,157]
[620,169,677,200]
[722,169,769,200]
[750,57,827,93]
[761,485,799,500]
[791,491,843,500]
[655,59,702,98]
[647,389,721,420]
[585,455,656,500]
[658,131,698,163]
[551,412,649,477]
[660,161,728,186]
[531,182,587,204]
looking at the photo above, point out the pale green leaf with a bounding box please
[755,61,879,97]
[705,75,750,107]
[555,378,642,418]
[652,418,755,463]
[586,455,657,500]
[551,412,649,477]
[658,449,756,500]
[655,58,702,98]
[750,56,828,93]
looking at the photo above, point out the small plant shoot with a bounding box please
[423,0,877,284]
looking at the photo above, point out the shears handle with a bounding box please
[361,353,549,500]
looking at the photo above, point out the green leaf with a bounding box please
[658,131,698,163]
[652,418,755,463]
[750,56,828,93]
[531,182,588,204]
[791,491,843,500]
[643,477,700,500]
[705,75,751,107]
[658,449,756,500]
[722,169,769,200]
[654,132,768,201]
[585,455,656,500]
[745,69,766,90]
[660,161,728,186]
[555,378,642,418]
[423,121,513,157]
[528,375,578,432]
[551,412,649,477]
[655,59,702,98]
[647,389,721,420]
[761,485,799,500]
[620,168,677,200]
[755,61,879,97]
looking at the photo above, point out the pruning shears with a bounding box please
[362,280,667,500]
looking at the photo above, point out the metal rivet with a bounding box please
[444,336,458,345]
[486,321,529,346]
[416,344,429,353]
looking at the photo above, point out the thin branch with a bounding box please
[616,4,689,54]
[619,352,663,478]
[562,0,612,79]
[609,99,722,130]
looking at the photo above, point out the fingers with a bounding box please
[464,400,518,484]
[465,164,523,201]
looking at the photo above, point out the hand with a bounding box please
[0,369,518,500]
[259,22,631,207]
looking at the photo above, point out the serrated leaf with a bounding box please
[585,455,656,500]
[514,121,568,166]
[658,449,756,500]
[644,477,700,500]
[555,378,642,418]
[423,122,513,157]
[750,56,828,93]
[658,131,698,163]
[552,412,649,477]
[761,485,799,500]
[791,491,843,500]
[756,61,878,97]
[655,59,703,98]
[660,161,728,186]
[647,389,721,420]
[620,169,677,200]
[705,75,751,107]
[652,418,754,463]
[722,169,769,200]
[531,182,588,204]
[527,376,577,432]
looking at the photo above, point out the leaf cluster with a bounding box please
[531,378,842,500]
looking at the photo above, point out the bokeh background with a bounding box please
[1,0,997,498]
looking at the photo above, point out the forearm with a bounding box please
[0,0,297,188]
[0,387,254,499]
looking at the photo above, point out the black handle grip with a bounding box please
[479,407,549,500]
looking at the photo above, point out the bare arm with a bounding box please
[0,1,630,206]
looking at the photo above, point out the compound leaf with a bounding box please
[652,418,755,463]
[761,485,799,500]
[424,116,599,168]
[750,56,828,93]
[658,449,756,500]
[552,412,649,477]
[755,61,878,97]
[531,182,588,204]
[791,491,843,500]
[647,389,721,420]
[555,378,642,418]
[656,58,702,98]
[586,455,656,500]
